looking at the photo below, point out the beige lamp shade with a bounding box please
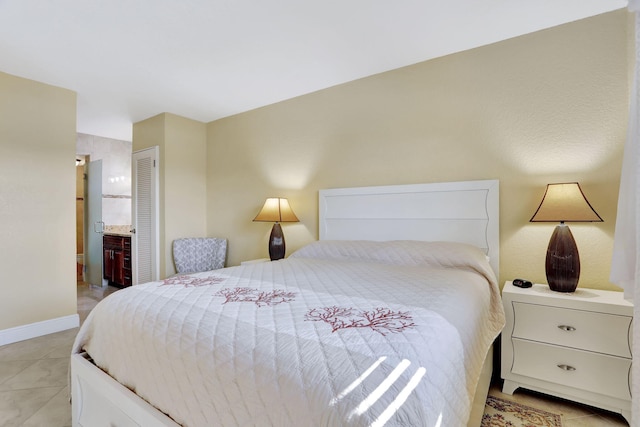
[253,198,299,261]
[253,198,299,223]
[530,183,603,223]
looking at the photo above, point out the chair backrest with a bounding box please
[172,237,227,274]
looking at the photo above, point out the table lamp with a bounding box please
[530,182,602,292]
[253,198,299,261]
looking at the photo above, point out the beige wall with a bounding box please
[0,72,77,330]
[206,10,629,291]
[133,113,207,277]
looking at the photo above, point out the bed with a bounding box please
[71,179,504,427]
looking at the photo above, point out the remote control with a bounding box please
[512,278,533,288]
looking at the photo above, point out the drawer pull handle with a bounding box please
[557,325,576,332]
[557,364,576,371]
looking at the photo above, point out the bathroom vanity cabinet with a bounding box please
[103,234,132,287]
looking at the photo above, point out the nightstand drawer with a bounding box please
[512,339,631,401]
[512,302,632,358]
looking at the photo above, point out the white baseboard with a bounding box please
[0,314,80,346]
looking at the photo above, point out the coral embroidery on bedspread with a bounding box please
[214,287,297,307]
[161,275,226,287]
[305,306,415,335]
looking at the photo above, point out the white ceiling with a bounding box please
[0,0,627,141]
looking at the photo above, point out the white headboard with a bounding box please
[319,180,500,275]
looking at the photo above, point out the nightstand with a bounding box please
[501,281,633,424]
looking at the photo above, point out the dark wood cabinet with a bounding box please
[103,235,132,287]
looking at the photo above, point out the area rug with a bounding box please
[482,396,563,427]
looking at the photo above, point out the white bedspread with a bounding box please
[72,241,505,427]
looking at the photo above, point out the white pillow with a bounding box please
[290,240,485,269]
[290,240,496,285]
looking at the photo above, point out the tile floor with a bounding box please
[0,281,632,426]
[0,282,119,427]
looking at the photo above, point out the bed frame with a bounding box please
[319,179,499,275]
[71,179,500,427]
[319,179,499,426]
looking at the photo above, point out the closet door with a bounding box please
[132,146,159,285]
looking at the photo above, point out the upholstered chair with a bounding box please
[172,237,227,274]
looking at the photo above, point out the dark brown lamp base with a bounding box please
[545,224,580,293]
[268,222,286,261]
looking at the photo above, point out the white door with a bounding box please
[86,159,103,286]
[132,146,159,284]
